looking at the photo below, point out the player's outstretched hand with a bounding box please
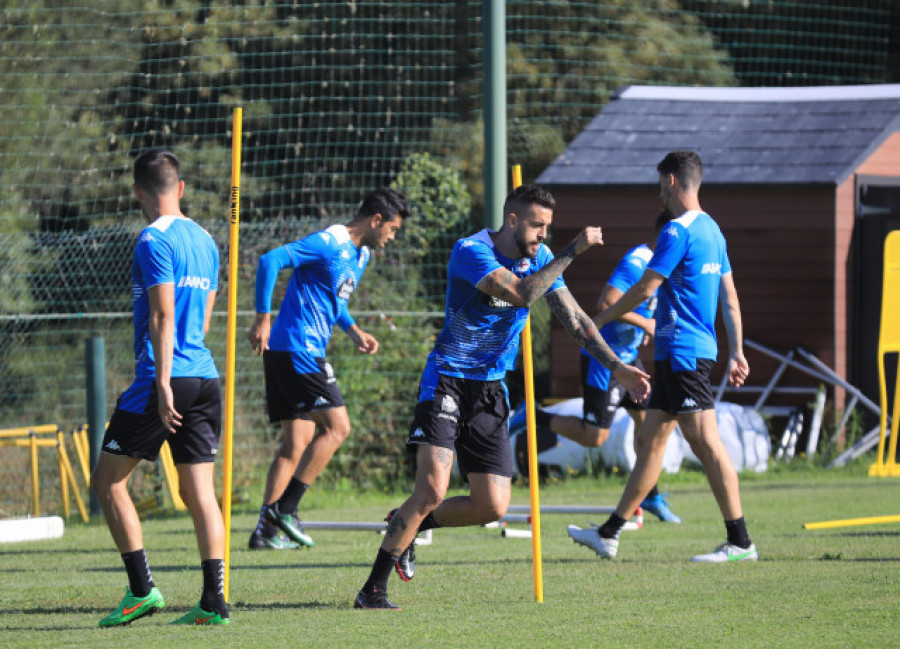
[614,363,651,402]
[572,226,604,255]
[727,353,749,387]
[347,324,379,355]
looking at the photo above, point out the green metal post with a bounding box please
[85,335,106,516]
[483,0,506,231]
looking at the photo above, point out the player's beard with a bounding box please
[515,229,540,259]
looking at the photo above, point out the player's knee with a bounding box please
[319,418,351,445]
[413,484,446,514]
[481,499,508,522]
[582,425,609,447]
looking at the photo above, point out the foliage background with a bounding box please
[0,0,898,513]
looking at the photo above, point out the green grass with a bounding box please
[2,466,899,648]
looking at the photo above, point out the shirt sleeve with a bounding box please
[450,240,503,287]
[606,249,643,294]
[647,221,689,279]
[254,245,294,313]
[335,303,356,331]
[135,230,174,288]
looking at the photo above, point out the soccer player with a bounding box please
[568,150,757,562]
[536,209,681,523]
[247,187,409,550]
[91,148,229,626]
[354,183,651,610]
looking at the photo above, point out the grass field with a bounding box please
[1,464,898,648]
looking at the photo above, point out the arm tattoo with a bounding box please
[480,240,579,307]
[435,447,454,468]
[546,288,621,372]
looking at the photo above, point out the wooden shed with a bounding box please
[536,84,900,413]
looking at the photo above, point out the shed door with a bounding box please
[853,177,900,424]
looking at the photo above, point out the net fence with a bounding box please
[1,0,897,515]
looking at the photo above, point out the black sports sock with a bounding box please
[417,512,442,533]
[277,478,310,514]
[725,517,752,549]
[121,549,154,598]
[363,548,398,593]
[199,559,229,617]
[534,408,554,429]
[598,513,628,540]
[645,484,660,499]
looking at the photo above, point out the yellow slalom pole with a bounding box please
[222,107,242,602]
[803,514,900,530]
[512,165,543,603]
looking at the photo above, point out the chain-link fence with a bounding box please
[1,0,897,515]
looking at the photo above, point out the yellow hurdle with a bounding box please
[0,425,88,522]
[804,514,900,530]
[870,230,900,477]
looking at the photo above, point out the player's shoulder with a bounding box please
[624,243,653,265]
[454,229,494,256]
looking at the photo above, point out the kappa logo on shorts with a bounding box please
[681,397,699,409]
[314,396,330,407]
[585,412,597,424]
[410,428,425,439]
[105,440,122,452]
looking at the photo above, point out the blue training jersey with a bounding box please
[260,224,370,374]
[430,229,566,382]
[121,215,219,413]
[581,243,656,365]
[647,210,731,364]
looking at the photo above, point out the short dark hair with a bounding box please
[357,186,411,221]
[654,208,675,233]
[657,150,702,190]
[133,148,181,194]
[503,183,556,217]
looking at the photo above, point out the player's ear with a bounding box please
[370,212,383,228]
[177,179,185,199]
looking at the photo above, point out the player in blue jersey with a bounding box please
[354,184,651,610]
[537,209,682,522]
[247,187,410,550]
[91,149,229,626]
[568,150,757,563]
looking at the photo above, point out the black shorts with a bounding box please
[581,355,649,428]
[648,357,716,415]
[263,351,345,423]
[406,374,512,480]
[102,378,222,464]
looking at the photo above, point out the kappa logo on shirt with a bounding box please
[340,250,351,260]
[701,263,722,275]
[665,225,679,238]
[139,232,155,243]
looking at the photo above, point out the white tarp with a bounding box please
[508,399,770,475]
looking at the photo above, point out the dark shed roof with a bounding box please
[537,84,900,186]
